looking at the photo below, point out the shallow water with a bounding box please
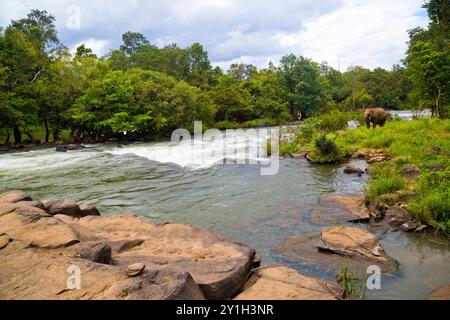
[0,135,448,300]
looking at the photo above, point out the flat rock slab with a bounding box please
[312,195,370,224]
[234,266,342,300]
[274,229,398,274]
[58,215,255,300]
[0,241,204,300]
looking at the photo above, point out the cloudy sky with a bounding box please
[0,0,428,70]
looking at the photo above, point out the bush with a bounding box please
[309,134,348,164]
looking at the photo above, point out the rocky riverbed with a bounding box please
[1,189,447,300]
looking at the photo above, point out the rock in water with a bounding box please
[313,195,370,224]
[235,266,342,300]
[0,190,32,204]
[427,285,450,300]
[400,221,418,232]
[343,165,364,176]
[317,226,398,272]
[126,263,146,277]
[55,145,68,152]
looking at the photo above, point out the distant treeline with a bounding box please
[0,0,448,143]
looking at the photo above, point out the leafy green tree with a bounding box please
[75,44,97,59]
[120,31,149,56]
[279,54,323,117]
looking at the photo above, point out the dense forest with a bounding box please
[0,0,448,144]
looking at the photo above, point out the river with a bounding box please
[0,124,448,300]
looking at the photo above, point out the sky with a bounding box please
[0,0,429,71]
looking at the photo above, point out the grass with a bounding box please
[337,263,367,300]
[284,114,450,234]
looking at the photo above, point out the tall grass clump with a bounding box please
[337,264,367,300]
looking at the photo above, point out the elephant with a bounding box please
[364,108,388,129]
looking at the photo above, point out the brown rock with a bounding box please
[234,266,342,300]
[0,243,204,300]
[313,195,370,224]
[17,201,46,211]
[427,285,450,300]
[400,221,418,232]
[0,235,9,249]
[126,263,146,277]
[352,150,367,159]
[401,164,421,179]
[251,252,262,269]
[386,206,411,228]
[0,190,32,204]
[367,156,389,164]
[0,206,79,249]
[343,165,364,176]
[45,199,81,217]
[289,152,306,159]
[55,215,255,300]
[317,227,398,273]
[78,242,112,264]
[79,204,101,217]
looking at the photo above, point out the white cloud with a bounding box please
[274,0,428,70]
[70,38,110,57]
[0,0,428,70]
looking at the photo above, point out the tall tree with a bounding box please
[120,32,149,56]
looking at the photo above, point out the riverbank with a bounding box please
[281,117,450,235]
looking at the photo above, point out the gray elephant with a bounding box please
[364,108,388,129]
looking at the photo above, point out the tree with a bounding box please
[279,54,323,117]
[75,44,97,59]
[120,31,149,56]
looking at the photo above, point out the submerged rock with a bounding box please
[235,266,342,300]
[427,285,450,300]
[313,195,370,224]
[343,165,364,176]
[274,228,398,274]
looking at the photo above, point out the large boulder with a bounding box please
[0,241,204,300]
[234,266,342,300]
[0,190,32,204]
[0,203,79,249]
[58,215,255,300]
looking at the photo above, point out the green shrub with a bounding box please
[337,263,366,300]
[309,134,348,164]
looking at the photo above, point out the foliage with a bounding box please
[337,264,367,300]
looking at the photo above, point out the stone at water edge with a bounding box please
[126,263,146,277]
[0,190,32,204]
[400,221,419,232]
[343,165,364,176]
[44,199,81,217]
[427,285,450,300]
[313,195,370,223]
[16,201,46,211]
[55,145,68,152]
[317,226,398,273]
[234,266,342,300]
[79,204,101,217]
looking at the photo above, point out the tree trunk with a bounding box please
[435,87,441,118]
[44,120,50,143]
[24,131,35,142]
[53,129,60,142]
[13,125,21,144]
[4,130,10,145]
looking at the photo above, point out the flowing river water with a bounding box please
[0,126,448,300]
